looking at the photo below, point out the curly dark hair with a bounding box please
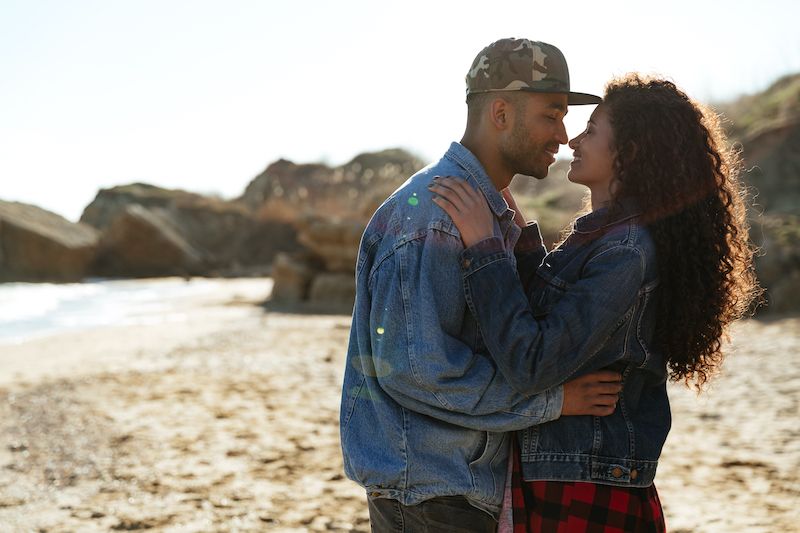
[602,74,762,388]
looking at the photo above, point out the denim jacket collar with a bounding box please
[573,197,642,234]
[444,142,510,219]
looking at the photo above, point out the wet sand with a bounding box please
[0,278,797,532]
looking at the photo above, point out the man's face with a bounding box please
[498,92,569,179]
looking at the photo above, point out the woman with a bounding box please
[429,74,761,532]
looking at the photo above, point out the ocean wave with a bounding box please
[0,278,217,344]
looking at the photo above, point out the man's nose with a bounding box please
[556,121,568,145]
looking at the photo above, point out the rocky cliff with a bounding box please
[81,183,299,278]
[718,73,800,313]
[0,200,99,282]
[2,148,424,287]
[248,149,425,309]
[240,148,425,224]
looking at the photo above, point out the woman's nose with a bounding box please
[568,135,581,149]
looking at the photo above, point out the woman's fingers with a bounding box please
[439,176,481,201]
[429,185,463,212]
[429,176,497,247]
[428,178,469,211]
[434,176,483,207]
[431,193,461,220]
[431,177,483,203]
[591,405,617,416]
[587,370,622,383]
[590,379,622,409]
[562,370,623,417]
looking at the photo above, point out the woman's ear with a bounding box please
[615,141,638,176]
[627,141,639,162]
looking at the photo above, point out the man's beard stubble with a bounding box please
[499,120,551,180]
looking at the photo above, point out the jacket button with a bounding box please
[630,469,638,480]
[611,467,623,478]
[462,258,472,268]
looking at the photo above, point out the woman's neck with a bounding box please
[589,188,612,211]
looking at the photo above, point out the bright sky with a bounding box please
[2,0,799,221]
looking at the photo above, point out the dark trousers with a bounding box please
[367,494,497,533]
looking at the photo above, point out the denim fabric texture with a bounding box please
[367,495,497,532]
[340,143,564,515]
[460,200,669,488]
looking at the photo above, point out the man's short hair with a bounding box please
[466,91,528,123]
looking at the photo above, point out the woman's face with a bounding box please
[567,104,617,195]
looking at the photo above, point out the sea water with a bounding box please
[0,278,220,345]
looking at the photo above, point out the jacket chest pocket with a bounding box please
[531,274,569,318]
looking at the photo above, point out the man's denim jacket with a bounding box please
[460,199,669,488]
[339,143,563,515]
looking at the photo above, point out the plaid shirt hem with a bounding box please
[510,442,666,533]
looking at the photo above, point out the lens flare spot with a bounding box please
[350,355,393,378]
[407,197,419,206]
[349,385,384,403]
[376,327,385,335]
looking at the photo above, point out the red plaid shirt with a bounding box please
[507,442,666,533]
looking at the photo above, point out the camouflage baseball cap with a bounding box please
[465,38,601,105]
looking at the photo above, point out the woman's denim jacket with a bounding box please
[459,201,670,487]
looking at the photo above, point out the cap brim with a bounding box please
[567,92,602,105]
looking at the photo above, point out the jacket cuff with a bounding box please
[516,222,544,253]
[459,237,507,275]
[544,385,564,422]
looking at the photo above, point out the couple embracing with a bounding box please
[339,38,759,532]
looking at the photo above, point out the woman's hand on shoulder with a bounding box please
[429,176,494,248]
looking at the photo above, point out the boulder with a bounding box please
[734,117,800,216]
[0,200,99,282]
[269,216,365,308]
[93,205,205,278]
[233,219,301,270]
[269,252,319,303]
[81,183,200,229]
[257,149,425,310]
[753,214,800,314]
[240,148,425,224]
[718,73,800,313]
[308,273,356,308]
[296,216,363,273]
[81,183,299,275]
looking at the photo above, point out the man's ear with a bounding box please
[489,97,511,131]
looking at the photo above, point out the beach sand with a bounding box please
[0,278,797,532]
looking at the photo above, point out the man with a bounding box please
[340,38,612,532]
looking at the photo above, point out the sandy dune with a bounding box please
[0,278,797,532]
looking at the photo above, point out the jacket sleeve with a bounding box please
[460,236,644,396]
[368,228,563,432]
[514,222,548,292]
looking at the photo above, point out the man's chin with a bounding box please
[515,165,550,180]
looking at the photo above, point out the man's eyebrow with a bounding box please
[547,102,568,114]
